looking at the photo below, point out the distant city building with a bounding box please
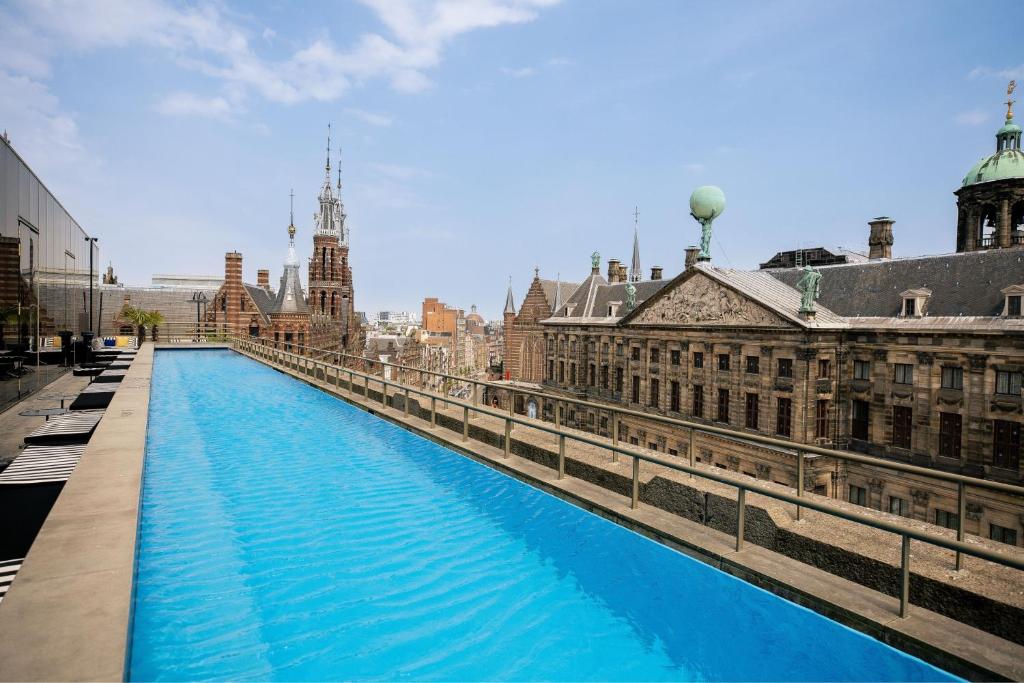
[150,274,223,289]
[503,269,579,383]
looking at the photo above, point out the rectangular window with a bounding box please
[745,356,760,374]
[815,399,829,439]
[558,361,565,383]
[717,389,730,423]
[990,524,1019,546]
[849,485,867,507]
[941,366,964,390]
[894,363,914,385]
[993,419,1021,469]
[892,406,913,449]
[631,347,641,361]
[631,376,640,404]
[615,367,624,393]
[547,360,554,380]
[718,353,731,371]
[650,347,660,364]
[601,365,609,389]
[649,442,658,451]
[745,393,759,430]
[851,399,870,440]
[693,351,704,369]
[776,397,792,437]
[570,363,577,385]
[693,385,704,418]
[938,413,962,460]
[888,496,909,517]
[777,358,793,378]
[1009,295,1022,316]
[616,343,623,357]
[935,509,959,531]
[995,370,1023,396]
[818,358,831,378]
[853,360,870,380]
[588,364,596,386]
[670,349,681,366]
[649,378,660,408]
[670,381,681,412]
[904,298,916,317]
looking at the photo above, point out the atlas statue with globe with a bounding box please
[689,186,726,261]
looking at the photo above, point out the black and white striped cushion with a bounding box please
[0,444,87,485]
[0,558,23,604]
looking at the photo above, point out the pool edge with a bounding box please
[0,344,153,682]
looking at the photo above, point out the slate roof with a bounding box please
[767,249,1024,317]
[698,265,847,328]
[538,279,580,312]
[271,265,309,315]
[244,284,275,322]
[543,272,669,324]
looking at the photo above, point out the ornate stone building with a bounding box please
[535,94,1024,546]
[503,270,578,382]
[208,133,363,355]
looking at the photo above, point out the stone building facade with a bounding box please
[503,270,578,383]
[533,104,1024,546]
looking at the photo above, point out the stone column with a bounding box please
[998,196,1012,248]
[965,209,977,251]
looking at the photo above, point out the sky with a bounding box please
[0,0,1021,320]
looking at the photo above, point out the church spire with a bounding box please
[552,272,563,312]
[504,276,516,315]
[325,123,332,178]
[629,205,642,282]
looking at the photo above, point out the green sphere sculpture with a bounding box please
[689,185,726,260]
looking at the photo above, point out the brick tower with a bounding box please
[308,127,359,352]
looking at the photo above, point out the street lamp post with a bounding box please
[191,291,208,342]
[83,236,99,332]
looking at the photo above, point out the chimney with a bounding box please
[618,264,628,282]
[868,217,894,260]
[650,266,663,281]
[608,259,621,283]
[685,246,700,270]
[225,251,243,285]
[257,269,270,291]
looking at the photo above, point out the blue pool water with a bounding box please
[130,350,957,681]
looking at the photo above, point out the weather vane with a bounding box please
[1007,80,1017,121]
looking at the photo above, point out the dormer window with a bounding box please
[607,301,622,317]
[1001,285,1024,317]
[899,288,931,318]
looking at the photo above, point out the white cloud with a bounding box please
[262,27,276,42]
[500,66,535,78]
[955,109,990,126]
[968,65,1024,81]
[344,107,394,127]
[156,92,235,119]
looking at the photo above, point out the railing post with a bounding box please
[899,535,911,618]
[430,396,437,428]
[558,434,565,480]
[612,411,619,447]
[364,374,369,398]
[347,370,353,392]
[689,428,696,479]
[404,387,410,416]
[381,380,387,408]
[736,487,746,551]
[504,418,511,458]
[508,389,514,432]
[554,402,561,428]
[796,449,804,521]
[631,454,640,509]
[462,406,469,441]
[955,481,966,571]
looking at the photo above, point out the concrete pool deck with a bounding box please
[0,344,1019,681]
[0,345,152,682]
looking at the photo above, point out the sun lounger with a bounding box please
[0,558,23,604]
[24,410,103,446]
[94,369,127,383]
[69,382,120,410]
[0,444,87,486]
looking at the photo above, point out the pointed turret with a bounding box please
[504,277,516,316]
[629,205,642,282]
[552,272,563,312]
[273,196,309,314]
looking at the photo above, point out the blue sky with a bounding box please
[1,0,1020,319]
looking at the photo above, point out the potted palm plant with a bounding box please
[143,310,165,342]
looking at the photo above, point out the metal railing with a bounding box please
[233,336,1024,620]
[244,335,1024,571]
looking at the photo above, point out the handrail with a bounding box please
[233,335,1024,624]
[242,335,1024,499]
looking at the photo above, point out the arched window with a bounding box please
[1011,200,1024,245]
[330,291,338,316]
[979,205,998,247]
[321,247,327,275]
[319,290,327,314]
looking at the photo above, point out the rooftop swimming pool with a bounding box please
[130,349,957,681]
